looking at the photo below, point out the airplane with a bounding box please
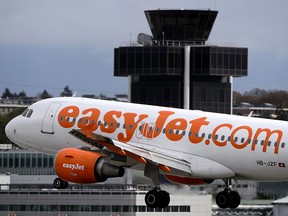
[5,96,288,209]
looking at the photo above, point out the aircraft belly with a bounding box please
[187,154,235,179]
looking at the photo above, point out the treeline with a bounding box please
[234,88,288,109]
[1,85,73,99]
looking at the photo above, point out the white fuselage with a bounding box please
[5,97,288,181]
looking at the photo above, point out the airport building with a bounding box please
[0,184,212,216]
[0,147,274,214]
[114,9,248,114]
[0,150,212,216]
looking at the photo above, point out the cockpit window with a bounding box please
[22,109,29,117]
[27,109,33,118]
[21,108,33,118]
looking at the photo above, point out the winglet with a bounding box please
[72,91,77,97]
[248,111,253,117]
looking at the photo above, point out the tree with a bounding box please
[1,88,13,98]
[60,85,73,97]
[18,90,27,97]
[233,91,242,104]
[39,89,52,99]
[1,89,27,99]
[242,88,268,106]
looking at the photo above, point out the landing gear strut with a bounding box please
[144,162,170,208]
[216,179,240,209]
[145,187,170,208]
[53,178,69,189]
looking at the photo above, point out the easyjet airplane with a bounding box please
[5,97,288,209]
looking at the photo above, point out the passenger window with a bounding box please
[281,143,285,148]
[182,131,186,136]
[221,135,225,141]
[260,140,264,146]
[208,134,212,139]
[274,142,278,147]
[268,141,271,146]
[241,138,245,143]
[234,137,238,142]
[202,133,205,138]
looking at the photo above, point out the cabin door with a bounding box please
[41,103,61,134]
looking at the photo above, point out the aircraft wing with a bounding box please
[70,129,235,179]
[111,138,192,174]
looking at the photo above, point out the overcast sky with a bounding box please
[0,0,288,97]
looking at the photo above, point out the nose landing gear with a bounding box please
[53,178,69,189]
[215,179,241,209]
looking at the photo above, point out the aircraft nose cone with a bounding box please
[5,118,17,142]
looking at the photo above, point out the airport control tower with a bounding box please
[114,9,248,114]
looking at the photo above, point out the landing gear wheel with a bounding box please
[158,190,170,208]
[53,178,68,189]
[216,190,241,209]
[228,191,241,209]
[145,189,170,208]
[216,191,229,209]
[145,190,158,208]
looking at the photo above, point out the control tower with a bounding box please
[114,9,247,114]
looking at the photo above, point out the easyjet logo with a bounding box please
[63,163,85,171]
[57,106,284,154]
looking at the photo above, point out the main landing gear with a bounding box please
[216,179,241,209]
[145,187,170,208]
[144,162,170,208]
[53,178,69,189]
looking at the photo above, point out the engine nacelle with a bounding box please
[164,174,214,185]
[54,148,125,184]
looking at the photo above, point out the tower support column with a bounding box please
[184,46,190,110]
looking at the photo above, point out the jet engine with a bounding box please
[164,174,214,185]
[54,148,125,184]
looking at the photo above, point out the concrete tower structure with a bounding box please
[114,9,248,114]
